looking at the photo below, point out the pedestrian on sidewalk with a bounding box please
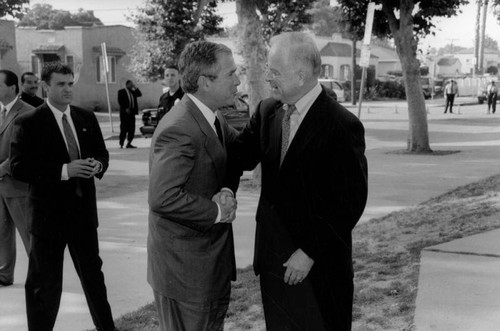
[487,81,497,114]
[0,70,34,287]
[118,79,142,148]
[444,80,458,114]
[10,62,117,331]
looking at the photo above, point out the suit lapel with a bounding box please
[70,107,86,158]
[184,97,226,182]
[270,103,285,175]
[279,90,331,172]
[41,105,72,161]
[0,99,23,135]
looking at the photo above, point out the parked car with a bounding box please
[433,79,444,95]
[139,92,250,138]
[319,79,345,102]
[477,85,488,104]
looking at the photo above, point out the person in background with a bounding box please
[19,72,44,108]
[444,80,458,114]
[0,70,34,287]
[486,81,497,114]
[10,62,117,331]
[157,64,184,122]
[118,79,142,148]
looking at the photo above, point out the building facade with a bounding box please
[0,20,19,74]
[16,25,162,111]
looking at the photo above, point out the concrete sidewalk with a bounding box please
[415,230,500,330]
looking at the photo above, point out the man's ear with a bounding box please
[197,75,210,92]
[41,81,50,93]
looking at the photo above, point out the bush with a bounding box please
[372,80,406,99]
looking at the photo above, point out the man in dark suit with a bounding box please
[231,32,368,330]
[148,41,240,331]
[0,70,34,287]
[10,63,116,331]
[19,72,44,108]
[117,79,142,148]
[157,64,184,121]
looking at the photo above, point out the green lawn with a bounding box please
[105,174,500,331]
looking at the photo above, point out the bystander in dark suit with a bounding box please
[19,72,44,108]
[0,70,34,287]
[231,32,368,331]
[157,64,184,122]
[148,41,240,331]
[118,80,142,148]
[10,63,116,331]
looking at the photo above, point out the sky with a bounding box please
[26,0,500,52]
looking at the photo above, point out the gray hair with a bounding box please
[270,32,322,77]
[178,41,232,93]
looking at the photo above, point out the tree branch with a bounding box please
[380,0,399,33]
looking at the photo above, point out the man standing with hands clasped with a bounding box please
[148,41,240,331]
[10,62,117,331]
[231,32,368,330]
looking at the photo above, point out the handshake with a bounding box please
[212,190,237,223]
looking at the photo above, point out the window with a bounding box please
[66,56,74,72]
[31,56,40,76]
[320,64,333,79]
[340,65,351,81]
[96,55,116,83]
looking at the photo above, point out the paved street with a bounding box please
[1,99,500,330]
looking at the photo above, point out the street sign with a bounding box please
[360,44,371,68]
[363,2,376,45]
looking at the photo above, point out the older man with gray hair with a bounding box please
[232,32,368,330]
[148,40,241,331]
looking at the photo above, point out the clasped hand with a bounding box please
[67,158,101,179]
[212,190,237,223]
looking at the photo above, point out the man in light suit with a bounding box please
[148,41,240,331]
[0,70,34,287]
[231,32,368,330]
[10,63,116,331]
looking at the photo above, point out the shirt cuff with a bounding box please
[61,164,69,180]
[95,160,103,174]
[215,202,222,224]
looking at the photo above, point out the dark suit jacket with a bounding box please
[10,104,109,236]
[0,99,34,197]
[232,87,368,329]
[148,95,238,303]
[118,87,142,115]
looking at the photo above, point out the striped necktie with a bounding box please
[280,104,296,166]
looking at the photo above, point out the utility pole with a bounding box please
[446,38,459,55]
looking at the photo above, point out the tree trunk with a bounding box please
[474,0,482,75]
[351,37,357,105]
[479,0,489,73]
[389,1,431,153]
[236,0,268,184]
[236,0,269,114]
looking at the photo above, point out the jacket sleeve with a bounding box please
[148,125,218,232]
[87,111,109,179]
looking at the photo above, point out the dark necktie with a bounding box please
[280,104,296,165]
[128,89,134,110]
[214,117,224,146]
[62,113,83,197]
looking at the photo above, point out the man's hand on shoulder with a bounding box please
[212,190,237,223]
[67,158,99,179]
[283,249,315,286]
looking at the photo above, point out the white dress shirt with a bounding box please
[46,100,82,181]
[284,82,322,149]
[187,94,232,223]
[2,96,18,116]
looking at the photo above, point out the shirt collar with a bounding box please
[3,96,18,113]
[46,99,71,120]
[187,93,217,128]
[288,82,322,117]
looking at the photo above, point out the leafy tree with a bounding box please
[486,65,498,74]
[337,0,468,153]
[483,34,499,50]
[129,0,223,81]
[18,4,102,30]
[437,44,467,56]
[0,0,28,19]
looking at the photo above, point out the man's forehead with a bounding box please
[50,73,73,83]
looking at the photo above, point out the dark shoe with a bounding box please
[126,144,137,149]
[0,279,13,287]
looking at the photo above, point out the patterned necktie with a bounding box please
[62,113,80,160]
[280,104,296,166]
[214,117,224,146]
[0,106,6,125]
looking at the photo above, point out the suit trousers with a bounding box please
[444,94,455,113]
[260,271,327,331]
[153,290,230,331]
[0,195,31,284]
[119,112,136,146]
[25,224,115,331]
[487,93,497,114]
